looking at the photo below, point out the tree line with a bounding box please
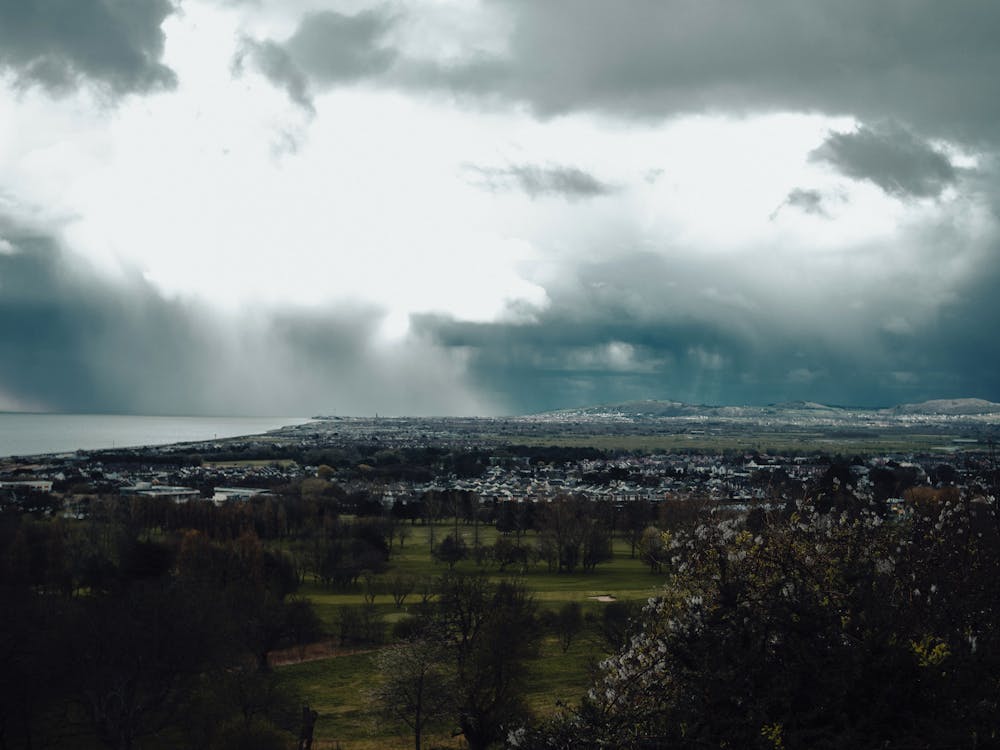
[0,498,322,749]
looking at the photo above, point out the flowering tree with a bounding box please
[513,489,1000,749]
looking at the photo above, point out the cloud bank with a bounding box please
[0,0,176,95]
[0,215,487,416]
[2,0,1000,415]
[234,1,1000,146]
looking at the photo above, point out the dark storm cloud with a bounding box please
[411,246,1000,412]
[285,9,397,82]
[0,223,211,413]
[412,313,875,413]
[0,0,176,95]
[811,124,958,198]
[916,263,1000,401]
[3,213,997,414]
[464,163,615,199]
[412,312,741,412]
[308,0,987,149]
[505,1,1000,141]
[0,217,480,416]
[233,38,315,113]
[239,8,396,105]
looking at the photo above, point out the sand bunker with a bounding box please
[588,595,617,602]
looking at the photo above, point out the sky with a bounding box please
[1,0,999,416]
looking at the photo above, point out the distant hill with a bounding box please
[534,399,851,420]
[885,398,1000,416]
[533,397,1000,420]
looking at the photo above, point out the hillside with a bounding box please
[533,397,1000,423]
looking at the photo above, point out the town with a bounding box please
[3,405,997,530]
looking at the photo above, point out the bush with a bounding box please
[337,604,384,647]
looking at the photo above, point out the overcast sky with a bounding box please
[1,0,999,416]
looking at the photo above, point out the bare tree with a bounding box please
[422,492,444,551]
[390,573,417,608]
[371,638,454,750]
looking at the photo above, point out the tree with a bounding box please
[580,509,613,572]
[492,536,531,573]
[622,499,654,558]
[284,596,325,660]
[433,533,469,569]
[184,665,300,750]
[361,569,380,604]
[536,496,612,574]
[637,525,669,573]
[390,572,417,608]
[593,599,642,653]
[397,522,412,548]
[372,637,455,750]
[434,573,539,750]
[0,587,73,749]
[520,495,1000,749]
[553,601,583,653]
[69,579,238,749]
[336,604,384,647]
[422,491,444,550]
[297,703,319,750]
[496,502,519,536]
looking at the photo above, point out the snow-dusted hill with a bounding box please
[528,397,1000,424]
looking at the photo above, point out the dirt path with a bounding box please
[268,640,375,668]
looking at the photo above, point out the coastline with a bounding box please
[0,413,313,460]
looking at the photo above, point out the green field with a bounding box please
[511,431,977,455]
[278,522,665,749]
[205,458,299,468]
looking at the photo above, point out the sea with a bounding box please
[0,413,313,459]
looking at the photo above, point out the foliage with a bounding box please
[443,574,540,749]
[553,601,583,653]
[535,496,613,574]
[0,515,318,748]
[636,526,669,573]
[376,572,541,750]
[336,603,385,647]
[432,533,469,569]
[515,494,1000,749]
[491,535,533,573]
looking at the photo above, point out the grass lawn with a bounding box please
[278,632,605,749]
[277,520,665,747]
[297,524,664,629]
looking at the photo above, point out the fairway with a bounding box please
[279,521,666,747]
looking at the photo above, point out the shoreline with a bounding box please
[0,414,314,462]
